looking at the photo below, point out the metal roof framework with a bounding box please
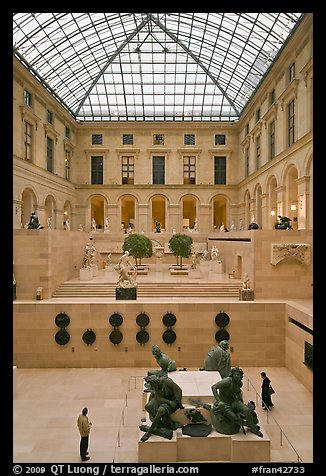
[13,13,304,121]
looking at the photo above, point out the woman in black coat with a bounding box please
[260,371,274,409]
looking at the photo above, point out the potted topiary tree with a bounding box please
[122,233,153,267]
[168,233,193,270]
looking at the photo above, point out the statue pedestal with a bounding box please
[209,261,223,273]
[79,267,93,281]
[188,268,200,278]
[139,370,270,462]
[116,287,137,300]
[239,289,255,301]
[90,264,98,276]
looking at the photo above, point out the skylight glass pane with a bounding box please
[13,12,304,121]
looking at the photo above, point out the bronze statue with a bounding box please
[202,340,231,378]
[140,374,183,441]
[211,367,263,437]
[147,344,177,377]
[27,212,43,229]
[275,215,293,230]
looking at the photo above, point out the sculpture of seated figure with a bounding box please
[275,215,293,230]
[211,367,263,437]
[202,340,231,378]
[147,344,177,377]
[27,212,43,229]
[140,374,184,441]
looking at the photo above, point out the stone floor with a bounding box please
[13,366,312,464]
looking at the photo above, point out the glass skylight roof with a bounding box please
[13,13,304,121]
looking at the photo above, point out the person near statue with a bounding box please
[148,344,177,377]
[114,250,137,288]
[211,367,263,437]
[202,340,231,378]
[140,374,183,442]
[260,371,274,410]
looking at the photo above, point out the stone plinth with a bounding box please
[239,289,255,301]
[209,261,223,274]
[138,431,177,463]
[90,264,98,276]
[79,267,93,281]
[104,265,114,273]
[188,269,200,278]
[116,287,137,300]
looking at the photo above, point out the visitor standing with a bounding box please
[77,407,92,461]
[260,371,274,410]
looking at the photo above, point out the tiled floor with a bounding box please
[13,366,312,464]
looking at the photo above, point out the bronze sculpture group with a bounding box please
[140,344,263,442]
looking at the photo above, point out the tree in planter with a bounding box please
[168,233,193,269]
[122,233,153,267]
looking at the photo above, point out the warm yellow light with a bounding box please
[270,210,275,216]
[291,203,296,211]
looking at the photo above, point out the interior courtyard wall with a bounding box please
[13,300,312,391]
[285,302,313,392]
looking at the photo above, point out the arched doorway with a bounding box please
[268,176,278,229]
[254,184,263,228]
[182,195,197,230]
[212,195,227,230]
[286,166,299,229]
[151,195,166,231]
[21,188,37,228]
[45,195,56,228]
[121,195,136,231]
[91,195,105,230]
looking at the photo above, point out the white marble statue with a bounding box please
[210,246,221,263]
[230,221,236,232]
[47,216,53,229]
[106,253,112,266]
[65,219,70,231]
[104,217,109,232]
[172,227,176,234]
[82,242,92,268]
[78,224,83,231]
[193,218,198,231]
[114,250,137,288]
[190,251,198,269]
[239,218,244,231]
[91,218,97,232]
[219,223,226,232]
[242,273,250,290]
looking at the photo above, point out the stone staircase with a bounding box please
[52,281,242,298]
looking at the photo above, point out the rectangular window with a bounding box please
[183,156,196,184]
[269,121,275,160]
[304,341,313,370]
[289,63,295,82]
[46,137,54,172]
[153,156,165,184]
[153,134,164,145]
[92,134,103,145]
[288,100,295,146]
[184,134,195,145]
[24,121,32,161]
[215,134,226,145]
[245,148,249,178]
[270,89,275,105]
[123,134,133,145]
[256,108,261,122]
[91,156,103,184]
[65,126,71,139]
[47,110,53,124]
[24,89,32,107]
[122,156,134,184]
[214,156,226,184]
[256,135,261,170]
[65,150,71,181]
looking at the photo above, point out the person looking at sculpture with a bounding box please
[148,344,177,376]
[260,371,274,410]
[211,367,263,437]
